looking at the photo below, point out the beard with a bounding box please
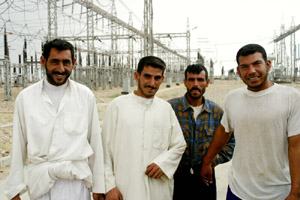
[242,67,269,91]
[45,65,71,86]
[137,79,157,98]
[187,87,205,100]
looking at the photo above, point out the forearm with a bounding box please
[288,135,300,197]
[203,124,231,165]
[215,133,235,165]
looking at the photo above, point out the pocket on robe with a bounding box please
[152,126,169,150]
[64,112,88,136]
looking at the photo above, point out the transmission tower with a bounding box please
[277,24,287,74]
[128,13,134,69]
[86,0,95,66]
[47,0,58,40]
[111,0,118,66]
[186,18,191,64]
[144,0,153,56]
[290,18,296,81]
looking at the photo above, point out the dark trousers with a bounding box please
[226,186,241,200]
[173,167,216,200]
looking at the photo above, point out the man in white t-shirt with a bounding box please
[200,44,300,200]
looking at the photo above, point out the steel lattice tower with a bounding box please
[144,0,153,56]
[86,0,95,66]
[47,0,57,40]
[290,19,296,81]
[186,18,191,64]
[128,13,134,69]
[111,0,118,66]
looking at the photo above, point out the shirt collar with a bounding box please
[131,92,156,105]
[37,77,72,94]
[182,93,213,113]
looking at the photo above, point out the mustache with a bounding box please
[53,71,67,75]
[190,87,201,92]
[145,85,157,90]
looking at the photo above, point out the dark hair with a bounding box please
[42,39,75,62]
[184,64,208,80]
[236,44,267,65]
[137,56,166,75]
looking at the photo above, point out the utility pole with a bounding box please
[128,13,134,69]
[4,27,11,100]
[186,18,191,65]
[144,0,153,56]
[48,0,58,40]
[111,0,118,65]
[23,38,28,87]
[4,26,9,58]
[86,0,95,66]
[290,19,297,82]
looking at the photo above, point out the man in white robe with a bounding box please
[102,56,186,200]
[5,39,105,200]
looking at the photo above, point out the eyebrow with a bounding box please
[239,59,263,66]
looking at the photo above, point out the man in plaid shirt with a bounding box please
[169,64,235,200]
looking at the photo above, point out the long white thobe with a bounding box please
[5,79,105,200]
[102,93,186,200]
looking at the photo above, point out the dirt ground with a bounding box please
[1,79,300,199]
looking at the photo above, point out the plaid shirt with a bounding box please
[169,94,235,167]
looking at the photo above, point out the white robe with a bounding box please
[5,79,105,200]
[102,93,186,200]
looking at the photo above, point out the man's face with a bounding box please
[41,48,76,86]
[237,52,271,92]
[184,71,210,100]
[134,65,164,98]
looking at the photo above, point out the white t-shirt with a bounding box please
[191,105,203,120]
[221,83,300,200]
[43,78,68,111]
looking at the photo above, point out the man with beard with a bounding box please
[201,44,300,200]
[5,39,105,200]
[168,64,235,200]
[102,56,186,200]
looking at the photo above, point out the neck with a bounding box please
[186,95,203,107]
[247,80,274,92]
[134,90,154,99]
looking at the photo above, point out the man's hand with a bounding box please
[145,163,164,179]
[92,193,105,200]
[12,194,21,200]
[200,161,213,186]
[106,187,123,200]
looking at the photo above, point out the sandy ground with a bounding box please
[0,79,299,199]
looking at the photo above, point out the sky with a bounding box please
[121,0,300,74]
[1,0,300,75]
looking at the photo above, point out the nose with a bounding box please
[192,79,199,86]
[149,77,155,86]
[56,61,65,72]
[248,65,256,74]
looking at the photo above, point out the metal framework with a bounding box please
[86,0,95,66]
[75,0,188,61]
[186,18,191,64]
[273,20,300,81]
[47,0,58,40]
[143,0,153,56]
[111,0,118,65]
